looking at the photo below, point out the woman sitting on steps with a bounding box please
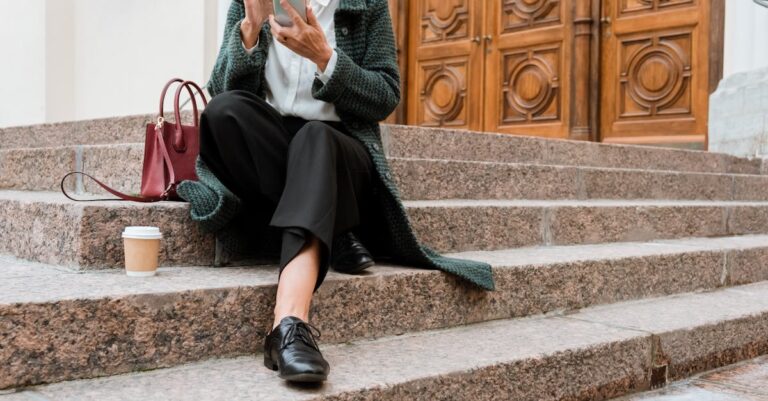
[185,0,495,384]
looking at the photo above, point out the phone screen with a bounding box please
[273,0,307,26]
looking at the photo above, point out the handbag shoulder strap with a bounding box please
[60,123,176,203]
[60,171,164,202]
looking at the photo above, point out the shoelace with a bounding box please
[279,320,322,352]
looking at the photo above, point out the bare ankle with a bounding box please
[272,310,310,329]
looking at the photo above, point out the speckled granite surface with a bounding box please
[570,280,768,381]
[404,199,768,251]
[390,158,768,201]
[6,281,768,400]
[1,120,764,175]
[80,144,145,195]
[1,313,651,401]
[6,190,768,268]
[0,112,194,149]
[2,235,768,389]
[0,147,77,192]
[7,144,768,202]
[0,190,213,269]
[381,125,765,175]
[612,353,768,400]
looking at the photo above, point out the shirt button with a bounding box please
[385,172,392,180]
[371,143,380,151]
[341,27,349,35]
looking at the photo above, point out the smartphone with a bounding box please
[273,0,307,27]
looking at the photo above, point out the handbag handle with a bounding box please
[158,78,185,121]
[170,80,208,152]
[157,78,202,128]
[158,78,207,126]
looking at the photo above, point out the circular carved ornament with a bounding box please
[423,66,464,123]
[505,58,557,117]
[625,43,687,110]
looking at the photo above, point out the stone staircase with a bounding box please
[2,116,768,400]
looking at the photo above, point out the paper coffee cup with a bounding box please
[122,226,163,277]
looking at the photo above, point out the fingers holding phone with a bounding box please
[241,0,271,48]
[268,0,333,72]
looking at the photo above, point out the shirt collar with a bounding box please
[313,0,331,8]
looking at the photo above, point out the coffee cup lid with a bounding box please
[122,226,163,239]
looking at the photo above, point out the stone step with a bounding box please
[5,142,768,201]
[4,190,768,268]
[2,234,767,389]
[0,114,762,175]
[383,125,765,175]
[0,112,190,149]
[610,353,768,400]
[5,279,768,400]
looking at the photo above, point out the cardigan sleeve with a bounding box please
[310,0,401,122]
[207,0,271,97]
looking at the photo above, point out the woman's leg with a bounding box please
[198,90,291,206]
[199,91,317,323]
[272,233,321,327]
[269,120,374,306]
[199,91,373,326]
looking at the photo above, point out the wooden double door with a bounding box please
[404,0,721,145]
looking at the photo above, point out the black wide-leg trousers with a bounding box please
[198,89,375,292]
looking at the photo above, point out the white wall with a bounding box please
[0,0,224,128]
[73,0,210,121]
[723,0,768,79]
[0,0,47,127]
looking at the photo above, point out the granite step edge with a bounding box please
[5,143,768,201]
[0,118,762,175]
[3,235,768,389]
[6,189,768,269]
[3,141,766,178]
[6,280,768,401]
[382,125,766,176]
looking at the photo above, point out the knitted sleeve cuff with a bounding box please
[310,47,355,104]
[226,19,269,74]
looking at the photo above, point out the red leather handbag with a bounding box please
[60,78,208,202]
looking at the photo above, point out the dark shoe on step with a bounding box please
[263,316,330,382]
[330,231,375,274]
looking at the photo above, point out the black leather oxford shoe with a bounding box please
[263,316,330,382]
[330,231,375,274]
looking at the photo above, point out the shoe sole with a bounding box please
[279,372,328,382]
[265,355,328,382]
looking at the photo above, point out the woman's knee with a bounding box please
[291,121,335,148]
[204,90,281,129]
[202,90,246,125]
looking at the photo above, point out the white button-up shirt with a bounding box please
[243,0,340,121]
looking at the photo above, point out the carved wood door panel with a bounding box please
[599,0,710,144]
[484,0,573,138]
[406,0,485,130]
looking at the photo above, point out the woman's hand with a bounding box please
[241,0,272,48]
[269,0,334,72]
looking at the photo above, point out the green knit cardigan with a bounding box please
[176,0,495,291]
